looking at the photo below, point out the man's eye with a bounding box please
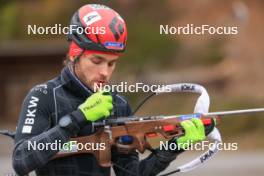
[108,61,116,67]
[109,61,116,67]
[91,57,102,64]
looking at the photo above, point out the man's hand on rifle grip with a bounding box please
[173,118,217,150]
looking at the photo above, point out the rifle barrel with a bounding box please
[93,108,264,127]
[204,108,264,118]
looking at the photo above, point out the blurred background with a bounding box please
[0,0,263,175]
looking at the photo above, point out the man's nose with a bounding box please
[99,64,109,77]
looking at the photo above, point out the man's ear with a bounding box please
[69,56,75,62]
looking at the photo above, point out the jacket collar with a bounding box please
[61,66,93,98]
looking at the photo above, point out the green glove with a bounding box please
[79,91,113,122]
[176,118,206,149]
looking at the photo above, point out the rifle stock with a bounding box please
[52,116,206,167]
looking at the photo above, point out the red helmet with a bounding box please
[68,4,127,53]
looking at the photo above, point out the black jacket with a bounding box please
[12,66,180,176]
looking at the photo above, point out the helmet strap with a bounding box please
[70,49,85,76]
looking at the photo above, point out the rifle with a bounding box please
[51,83,264,175]
[1,83,263,175]
[52,108,264,163]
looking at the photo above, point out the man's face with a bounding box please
[71,53,119,91]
